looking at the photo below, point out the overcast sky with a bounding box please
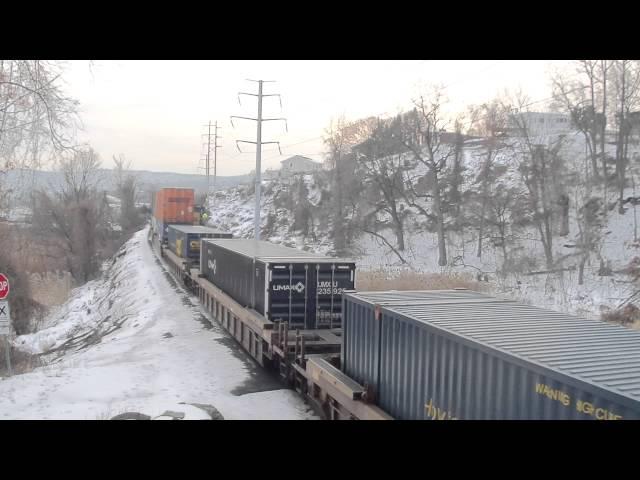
[62,60,568,176]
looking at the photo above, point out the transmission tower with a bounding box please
[231,79,287,240]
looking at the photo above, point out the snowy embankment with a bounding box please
[0,227,317,420]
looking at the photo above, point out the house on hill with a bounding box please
[247,156,323,182]
[505,111,573,137]
[278,155,323,177]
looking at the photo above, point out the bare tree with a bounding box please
[598,60,613,179]
[611,60,640,213]
[551,61,602,180]
[33,148,109,284]
[467,98,511,257]
[519,142,568,270]
[356,117,409,255]
[323,116,376,254]
[396,89,455,266]
[113,154,142,233]
[59,147,102,203]
[0,60,80,173]
[509,94,569,270]
[485,184,528,276]
[1,59,82,235]
[442,118,468,230]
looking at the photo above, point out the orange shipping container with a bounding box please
[153,188,195,223]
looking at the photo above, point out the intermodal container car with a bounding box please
[342,290,640,420]
[201,239,355,329]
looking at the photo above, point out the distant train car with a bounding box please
[152,188,195,243]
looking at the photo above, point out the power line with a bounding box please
[235,64,586,170]
[258,62,515,163]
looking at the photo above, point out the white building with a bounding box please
[278,155,323,177]
[507,112,574,137]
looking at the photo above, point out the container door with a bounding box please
[268,264,309,329]
[316,264,355,328]
[176,239,183,257]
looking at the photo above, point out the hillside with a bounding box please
[206,136,640,321]
[207,174,335,254]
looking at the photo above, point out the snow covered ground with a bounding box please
[354,225,636,320]
[0,228,317,420]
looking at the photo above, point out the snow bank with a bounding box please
[1,227,317,420]
[15,232,154,356]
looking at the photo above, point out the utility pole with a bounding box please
[231,79,287,241]
[205,121,212,193]
[213,121,221,199]
[202,121,222,199]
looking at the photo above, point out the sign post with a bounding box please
[0,273,12,377]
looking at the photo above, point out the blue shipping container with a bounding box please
[167,225,232,259]
[342,290,640,420]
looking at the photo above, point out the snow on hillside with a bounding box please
[207,176,334,254]
[0,228,317,420]
[205,137,640,321]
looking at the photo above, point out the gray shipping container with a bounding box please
[342,290,640,420]
[201,239,355,329]
[167,225,232,260]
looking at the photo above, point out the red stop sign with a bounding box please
[0,273,9,300]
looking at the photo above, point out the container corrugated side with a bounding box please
[341,296,380,391]
[378,308,640,420]
[201,240,256,309]
[153,188,194,224]
[342,290,640,420]
[167,225,180,257]
[341,290,493,396]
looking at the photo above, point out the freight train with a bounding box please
[149,187,640,420]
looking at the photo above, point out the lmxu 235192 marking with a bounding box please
[317,281,344,295]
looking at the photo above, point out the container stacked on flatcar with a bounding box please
[152,188,195,243]
[167,225,232,260]
[201,239,355,329]
[341,289,640,420]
